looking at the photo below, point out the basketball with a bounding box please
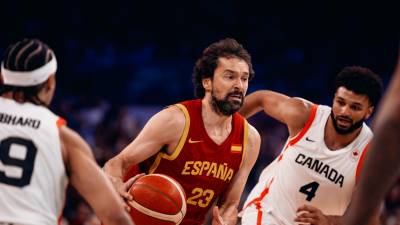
[127,173,187,225]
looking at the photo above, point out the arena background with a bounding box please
[1,1,399,224]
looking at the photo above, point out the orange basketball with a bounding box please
[127,173,187,225]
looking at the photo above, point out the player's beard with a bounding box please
[330,111,364,135]
[211,89,244,116]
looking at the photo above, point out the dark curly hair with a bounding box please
[0,38,54,106]
[334,66,383,107]
[192,38,255,98]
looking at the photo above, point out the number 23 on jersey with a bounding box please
[187,187,215,208]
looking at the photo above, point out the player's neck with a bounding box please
[324,117,362,151]
[201,98,233,143]
[201,98,232,125]
[1,92,48,106]
[1,92,25,103]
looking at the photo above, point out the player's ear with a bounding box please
[202,77,212,92]
[45,74,56,92]
[365,105,374,120]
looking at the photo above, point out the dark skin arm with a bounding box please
[60,126,134,225]
[342,55,400,225]
[239,90,312,137]
[295,204,380,225]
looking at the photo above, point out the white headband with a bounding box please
[1,55,57,87]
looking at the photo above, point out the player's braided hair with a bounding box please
[0,39,54,106]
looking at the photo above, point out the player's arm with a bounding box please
[343,55,400,225]
[239,90,313,137]
[103,106,185,200]
[212,124,261,225]
[295,204,380,225]
[325,204,381,225]
[60,126,134,225]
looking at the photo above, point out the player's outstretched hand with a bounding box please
[295,205,331,225]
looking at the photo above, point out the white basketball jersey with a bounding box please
[242,104,372,225]
[0,97,68,225]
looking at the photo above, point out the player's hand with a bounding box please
[212,206,227,225]
[295,205,331,225]
[117,173,145,212]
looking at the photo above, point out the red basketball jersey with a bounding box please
[139,99,248,225]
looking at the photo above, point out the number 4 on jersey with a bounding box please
[299,181,320,201]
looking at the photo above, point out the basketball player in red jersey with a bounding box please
[342,53,400,225]
[104,38,261,225]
